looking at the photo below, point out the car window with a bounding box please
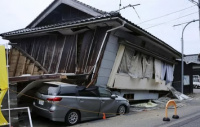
[38,84,60,95]
[99,88,111,97]
[78,90,98,97]
[58,86,76,96]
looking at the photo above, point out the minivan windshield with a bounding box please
[38,84,60,95]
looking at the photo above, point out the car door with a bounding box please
[99,88,118,117]
[77,89,101,120]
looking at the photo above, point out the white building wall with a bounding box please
[96,34,119,87]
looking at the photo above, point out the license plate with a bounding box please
[39,100,44,105]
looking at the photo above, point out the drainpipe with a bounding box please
[86,21,126,88]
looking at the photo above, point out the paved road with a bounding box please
[28,104,200,127]
[19,89,200,127]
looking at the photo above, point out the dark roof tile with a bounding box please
[72,0,107,14]
[0,12,181,56]
[0,13,116,36]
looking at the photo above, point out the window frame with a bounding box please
[98,87,112,98]
[78,89,99,97]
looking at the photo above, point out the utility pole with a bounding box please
[188,0,200,38]
[199,0,200,36]
[119,0,122,10]
[173,19,199,93]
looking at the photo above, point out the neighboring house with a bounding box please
[0,0,181,101]
[173,54,200,94]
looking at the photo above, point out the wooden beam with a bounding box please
[13,46,48,74]
[9,74,61,83]
[107,44,125,88]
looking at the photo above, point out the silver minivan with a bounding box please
[33,81,130,125]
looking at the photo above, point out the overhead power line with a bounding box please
[188,0,199,6]
[145,11,198,29]
[137,5,196,25]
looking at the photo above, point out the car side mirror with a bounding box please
[111,94,117,99]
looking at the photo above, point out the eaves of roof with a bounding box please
[0,13,119,37]
[0,12,181,57]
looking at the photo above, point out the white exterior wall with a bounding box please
[96,34,119,87]
[114,73,168,91]
[96,34,168,92]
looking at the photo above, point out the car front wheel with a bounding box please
[65,110,80,125]
[117,105,126,115]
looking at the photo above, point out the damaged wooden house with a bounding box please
[0,0,181,102]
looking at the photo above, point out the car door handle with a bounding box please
[101,100,105,103]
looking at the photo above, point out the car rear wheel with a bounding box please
[65,110,80,125]
[117,105,126,115]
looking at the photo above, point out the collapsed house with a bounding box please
[0,0,181,101]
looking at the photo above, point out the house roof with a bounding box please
[27,0,107,28]
[0,12,118,37]
[0,12,181,58]
[70,0,107,14]
[184,54,200,64]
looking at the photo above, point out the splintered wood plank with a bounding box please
[26,63,35,74]
[9,49,20,77]
[33,66,38,72]
[15,55,26,76]
[9,71,15,77]
[10,55,19,63]
[18,55,26,64]
[9,63,18,72]
[26,59,30,65]
[38,70,44,75]
[24,59,31,74]
[12,49,20,56]
[32,72,39,75]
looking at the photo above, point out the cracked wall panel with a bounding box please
[77,30,94,74]
[44,36,57,71]
[36,36,49,65]
[49,35,65,73]
[87,27,109,66]
[58,35,76,73]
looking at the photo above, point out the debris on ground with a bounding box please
[130,100,159,112]
[131,96,186,112]
[131,100,157,108]
[152,96,186,109]
[167,85,192,101]
[130,86,194,112]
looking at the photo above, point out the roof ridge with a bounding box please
[0,12,120,36]
[27,0,108,28]
[0,11,181,57]
[71,0,107,14]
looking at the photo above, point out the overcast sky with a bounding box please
[0,0,199,54]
